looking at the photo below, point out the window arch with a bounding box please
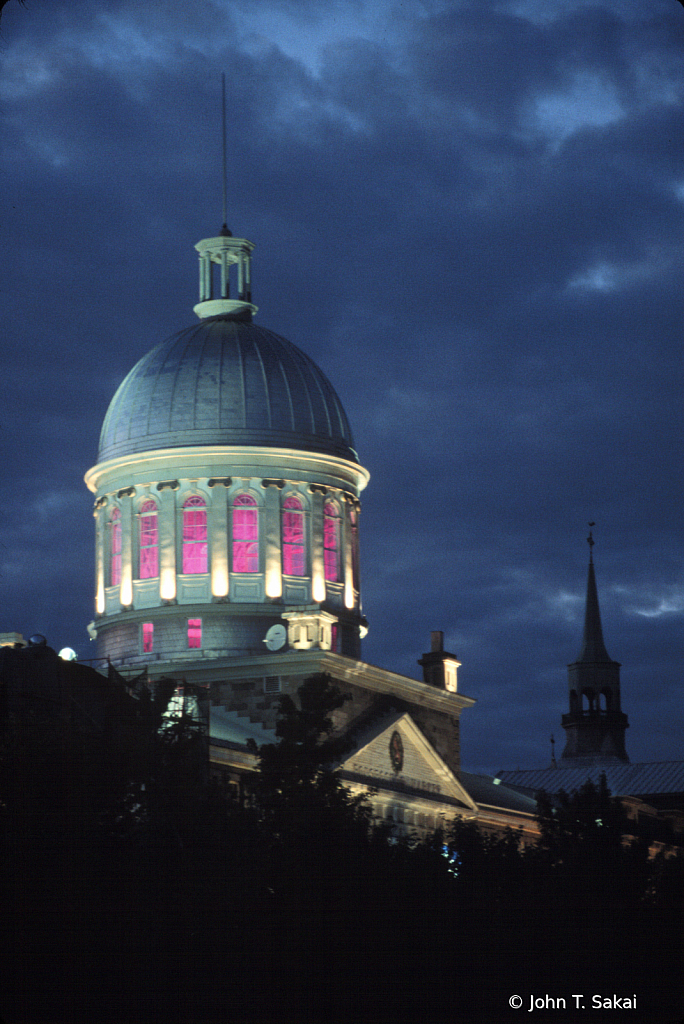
[138,499,159,579]
[232,494,259,573]
[109,508,122,586]
[182,495,208,574]
[282,495,305,576]
[324,502,340,583]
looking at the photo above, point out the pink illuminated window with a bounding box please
[142,622,154,653]
[232,494,259,573]
[324,502,340,582]
[110,508,122,586]
[139,499,159,579]
[350,507,359,591]
[182,496,208,574]
[282,496,305,576]
[188,618,202,649]
[331,623,339,653]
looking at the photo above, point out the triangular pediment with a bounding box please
[338,712,477,810]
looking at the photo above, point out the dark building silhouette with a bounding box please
[562,534,629,763]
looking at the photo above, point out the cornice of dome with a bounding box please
[85,444,370,496]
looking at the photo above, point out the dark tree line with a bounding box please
[1,666,683,1023]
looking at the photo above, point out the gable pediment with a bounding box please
[338,712,477,810]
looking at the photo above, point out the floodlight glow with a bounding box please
[59,647,77,661]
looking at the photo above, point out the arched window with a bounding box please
[109,508,122,586]
[182,496,208,574]
[350,507,359,591]
[282,496,305,576]
[232,494,259,573]
[324,502,340,582]
[139,499,159,579]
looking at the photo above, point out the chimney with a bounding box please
[418,631,461,692]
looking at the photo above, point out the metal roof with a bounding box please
[98,315,357,463]
[209,705,276,748]
[498,761,684,798]
[458,771,538,814]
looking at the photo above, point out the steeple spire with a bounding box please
[560,527,629,764]
[577,527,611,663]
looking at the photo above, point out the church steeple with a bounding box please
[576,527,611,664]
[561,529,629,763]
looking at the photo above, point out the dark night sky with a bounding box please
[2,0,684,774]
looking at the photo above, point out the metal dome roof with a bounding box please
[98,315,357,463]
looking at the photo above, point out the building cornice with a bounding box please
[85,446,370,496]
[135,649,476,715]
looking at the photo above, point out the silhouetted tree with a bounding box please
[246,673,395,906]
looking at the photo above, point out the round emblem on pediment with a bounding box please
[389,730,403,773]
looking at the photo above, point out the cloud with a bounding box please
[1,0,684,773]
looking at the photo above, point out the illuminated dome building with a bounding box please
[84,221,536,841]
[85,227,368,668]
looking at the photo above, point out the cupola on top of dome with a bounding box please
[96,225,358,465]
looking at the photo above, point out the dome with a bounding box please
[98,315,357,463]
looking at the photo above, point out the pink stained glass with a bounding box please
[182,496,208,574]
[282,496,305,576]
[232,494,259,573]
[142,622,154,653]
[350,508,359,591]
[323,502,340,582]
[188,618,202,649]
[110,508,122,586]
[139,499,159,579]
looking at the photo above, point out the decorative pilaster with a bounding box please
[263,481,283,599]
[118,488,134,607]
[310,488,326,602]
[157,481,178,602]
[94,498,107,615]
[342,495,354,610]
[209,479,229,598]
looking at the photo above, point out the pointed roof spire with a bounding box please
[577,523,611,663]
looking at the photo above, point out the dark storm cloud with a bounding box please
[2,0,684,772]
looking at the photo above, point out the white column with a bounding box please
[94,500,106,615]
[311,489,325,603]
[220,250,229,298]
[263,483,282,598]
[158,483,177,601]
[237,254,244,300]
[244,253,251,301]
[119,489,134,607]
[209,480,229,598]
[343,497,354,610]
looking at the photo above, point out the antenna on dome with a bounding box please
[193,77,256,320]
[221,72,230,235]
